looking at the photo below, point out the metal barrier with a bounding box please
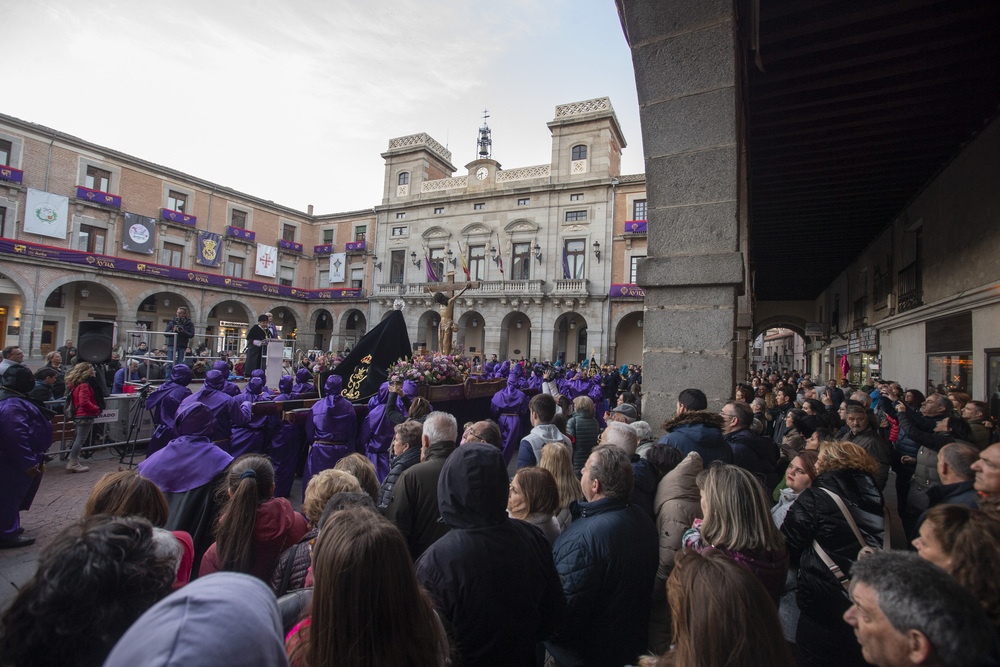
[50,393,155,456]
[122,329,298,379]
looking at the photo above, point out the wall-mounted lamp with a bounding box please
[431,317,439,327]
[593,240,601,263]
[164,298,170,307]
[410,251,421,269]
[490,245,500,266]
[471,318,478,328]
[80,288,89,298]
[569,319,576,330]
[372,254,383,271]
[637,318,643,328]
[446,248,457,267]
[533,242,542,264]
[227,306,233,313]
[516,319,523,329]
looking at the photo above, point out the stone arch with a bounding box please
[203,295,256,324]
[41,273,129,322]
[752,315,807,340]
[503,219,540,234]
[456,309,485,356]
[613,311,644,366]
[460,222,493,236]
[0,268,34,304]
[499,311,532,360]
[337,308,367,352]
[416,309,439,352]
[421,226,453,240]
[132,286,201,323]
[552,311,589,364]
[267,304,303,338]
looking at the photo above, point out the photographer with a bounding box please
[164,307,195,365]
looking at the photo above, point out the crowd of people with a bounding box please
[1,349,999,666]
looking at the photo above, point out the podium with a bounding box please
[263,339,284,389]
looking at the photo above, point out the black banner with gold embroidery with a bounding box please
[322,309,412,402]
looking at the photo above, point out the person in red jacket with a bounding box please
[199,454,308,581]
[65,362,101,473]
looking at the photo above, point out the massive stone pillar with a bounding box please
[618,1,746,433]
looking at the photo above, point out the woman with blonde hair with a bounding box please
[780,440,885,667]
[333,453,379,503]
[639,550,794,667]
[269,468,361,596]
[539,442,583,530]
[682,464,788,601]
[64,361,101,473]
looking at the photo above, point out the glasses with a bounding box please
[464,429,485,443]
[720,411,737,419]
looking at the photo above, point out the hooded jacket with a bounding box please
[547,494,658,667]
[517,422,574,469]
[781,467,885,623]
[103,572,290,667]
[416,443,566,666]
[199,496,309,580]
[658,411,733,466]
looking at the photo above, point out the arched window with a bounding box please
[398,172,410,186]
[571,145,587,161]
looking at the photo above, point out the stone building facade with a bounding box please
[0,97,646,365]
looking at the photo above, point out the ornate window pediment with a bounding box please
[504,219,539,234]
[461,222,493,237]
[421,226,452,240]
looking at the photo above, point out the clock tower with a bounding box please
[467,109,500,190]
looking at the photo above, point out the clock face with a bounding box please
[476,167,488,180]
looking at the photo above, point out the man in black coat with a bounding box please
[243,315,270,375]
[164,306,195,365]
[721,400,780,487]
[416,442,565,666]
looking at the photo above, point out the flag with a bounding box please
[460,243,470,280]
[426,252,440,282]
[121,212,157,254]
[255,243,277,277]
[495,234,504,278]
[24,188,69,239]
[195,230,223,267]
[562,246,572,279]
[329,252,346,282]
[323,310,413,401]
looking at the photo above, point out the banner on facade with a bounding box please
[255,243,277,277]
[625,220,647,233]
[609,283,645,298]
[329,252,346,283]
[0,238,363,300]
[196,230,223,267]
[121,212,156,254]
[24,188,69,239]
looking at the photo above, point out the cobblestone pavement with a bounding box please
[0,450,304,611]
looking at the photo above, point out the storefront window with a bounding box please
[926,354,972,395]
[986,350,1000,421]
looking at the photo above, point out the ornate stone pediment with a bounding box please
[461,222,493,237]
[504,219,539,234]
[421,226,452,240]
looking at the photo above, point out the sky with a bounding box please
[2,0,645,214]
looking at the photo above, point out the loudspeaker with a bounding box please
[77,320,115,364]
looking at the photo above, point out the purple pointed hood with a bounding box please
[325,374,343,397]
[278,375,294,394]
[251,369,266,381]
[403,380,419,400]
[295,368,311,384]
[247,377,265,396]
[174,402,216,437]
[170,363,193,386]
[212,361,230,374]
[507,363,523,387]
[205,370,225,390]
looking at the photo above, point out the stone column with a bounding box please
[619,1,746,433]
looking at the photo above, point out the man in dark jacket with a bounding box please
[771,385,796,445]
[384,411,457,560]
[657,388,733,466]
[164,307,195,365]
[721,400,779,486]
[918,442,979,526]
[416,442,566,666]
[844,406,891,491]
[547,444,658,667]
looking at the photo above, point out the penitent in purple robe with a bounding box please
[269,376,300,498]
[303,375,357,499]
[177,370,251,454]
[359,389,401,483]
[490,366,530,466]
[145,364,193,458]
[212,361,241,397]
[292,368,316,396]
[494,360,510,380]
[0,367,54,541]
[230,378,274,459]
[367,382,390,410]
[139,402,234,494]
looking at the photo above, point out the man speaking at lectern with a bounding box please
[243,314,274,375]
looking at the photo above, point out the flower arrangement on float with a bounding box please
[309,353,344,374]
[388,348,472,386]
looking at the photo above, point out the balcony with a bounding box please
[553,279,589,295]
[897,261,923,313]
[375,283,404,296]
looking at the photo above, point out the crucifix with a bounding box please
[424,272,480,355]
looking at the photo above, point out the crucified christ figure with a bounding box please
[426,272,477,355]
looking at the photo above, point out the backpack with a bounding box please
[63,388,77,420]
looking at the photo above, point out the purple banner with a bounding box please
[279,239,303,253]
[625,220,647,233]
[0,165,23,184]
[0,237,364,301]
[346,241,365,251]
[609,283,645,298]
[161,208,197,226]
[313,244,333,255]
[227,225,255,241]
[76,186,122,208]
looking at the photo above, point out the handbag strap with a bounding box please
[819,487,891,551]
[812,540,852,592]
[277,543,299,598]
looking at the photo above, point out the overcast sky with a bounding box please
[3,0,644,213]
